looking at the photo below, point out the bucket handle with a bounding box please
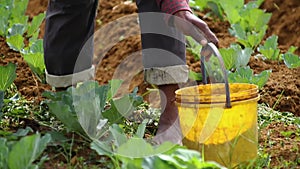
[200,43,232,108]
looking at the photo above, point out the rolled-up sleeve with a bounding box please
[156,0,192,14]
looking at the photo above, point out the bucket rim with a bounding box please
[175,83,259,104]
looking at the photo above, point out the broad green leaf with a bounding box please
[102,99,125,124]
[91,140,113,157]
[189,0,208,11]
[6,34,24,51]
[0,0,12,35]
[28,30,39,44]
[158,155,185,168]
[282,53,300,69]
[186,36,202,60]
[109,124,128,147]
[47,101,85,134]
[9,15,28,29]
[236,46,252,67]
[143,147,224,169]
[287,46,298,53]
[219,47,237,70]
[228,66,254,84]
[207,1,224,20]
[8,133,51,169]
[27,12,45,37]
[229,67,271,89]
[29,39,43,53]
[22,39,45,82]
[188,70,202,81]
[0,5,10,36]
[103,90,143,124]
[47,131,68,143]
[117,138,155,158]
[229,24,246,40]
[107,79,123,101]
[117,139,175,158]
[0,91,4,116]
[74,96,105,138]
[171,148,201,162]
[10,0,29,19]
[8,23,26,36]
[23,52,45,82]
[12,127,33,137]
[0,138,9,169]
[241,9,271,32]
[220,44,252,69]
[0,17,8,36]
[258,35,280,60]
[72,82,109,138]
[220,0,243,24]
[142,156,174,169]
[135,119,148,138]
[252,70,272,89]
[244,0,264,9]
[0,63,17,91]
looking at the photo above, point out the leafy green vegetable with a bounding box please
[22,39,45,82]
[230,24,268,49]
[119,145,225,169]
[7,23,26,36]
[103,89,143,124]
[72,81,110,138]
[220,44,252,70]
[43,81,143,138]
[190,0,225,19]
[46,100,85,134]
[189,0,208,11]
[219,0,243,23]
[228,66,272,89]
[0,132,51,169]
[0,138,9,169]
[258,35,281,60]
[189,70,202,81]
[0,63,17,91]
[0,0,13,36]
[8,133,51,169]
[107,79,123,101]
[1,0,46,82]
[186,36,202,60]
[221,0,271,49]
[135,119,148,138]
[282,53,300,69]
[27,12,45,37]
[6,34,24,51]
[9,0,29,26]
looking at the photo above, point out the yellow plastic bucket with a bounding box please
[175,83,259,167]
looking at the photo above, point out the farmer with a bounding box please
[43,0,218,144]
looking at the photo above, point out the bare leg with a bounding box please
[153,84,183,145]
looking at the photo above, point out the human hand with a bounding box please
[173,10,218,47]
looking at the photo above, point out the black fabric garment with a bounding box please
[137,0,186,68]
[44,0,98,75]
[44,0,186,75]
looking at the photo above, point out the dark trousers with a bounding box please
[44,0,186,76]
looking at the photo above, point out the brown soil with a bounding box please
[259,122,300,168]
[0,0,298,168]
[0,37,51,102]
